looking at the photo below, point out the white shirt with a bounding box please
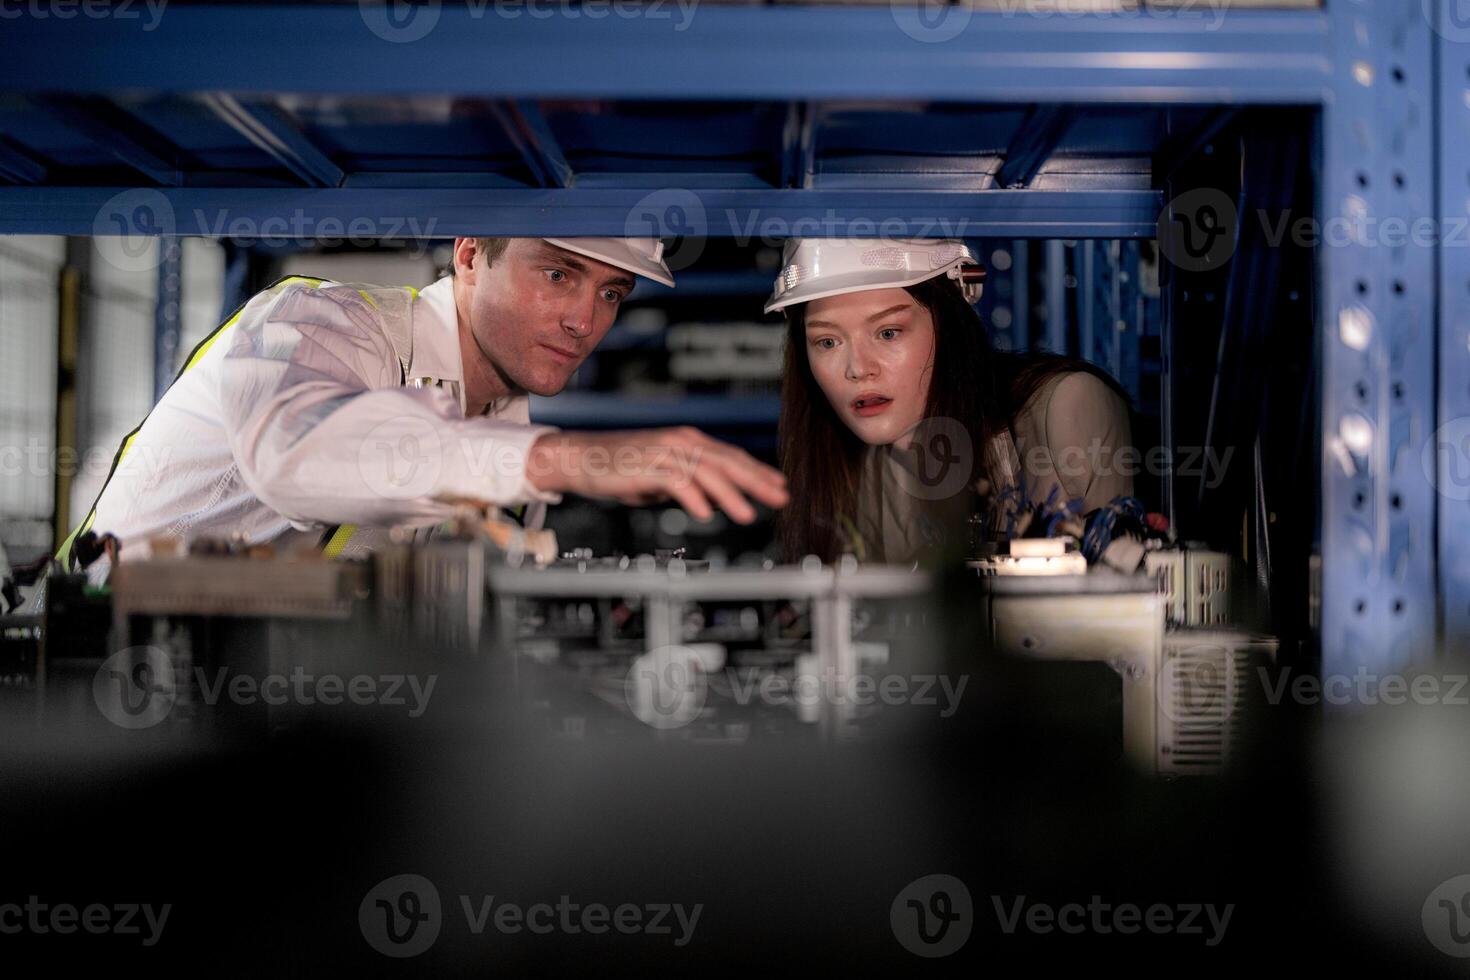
[89,275,560,563]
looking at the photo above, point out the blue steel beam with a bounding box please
[529,393,780,429]
[487,100,574,189]
[1045,240,1067,352]
[780,103,801,190]
[0,7,1333,105]
[342,172,539,190]
[572,173,775,190]
[0,137,48,185]
[31,97,182,186]
[1435,3,1470,652]
[1318,4,1437,687]
[1154,107,1240,186]
[996,105,1075,189]
[627,269,771,302]
[1079,239,1096,362]
[0,187,1165,239]
[780,102,817,190]
[198,94,345,188]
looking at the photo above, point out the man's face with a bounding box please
[461,239,635,397]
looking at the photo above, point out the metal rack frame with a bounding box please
[0,2,1464,689]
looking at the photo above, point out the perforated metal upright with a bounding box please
[1435,3,1470,655]
[1318,3,1439,680]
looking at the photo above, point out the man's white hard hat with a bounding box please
[542,238,676,288]
[764,238,984,314]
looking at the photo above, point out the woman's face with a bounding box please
[802,287,935,447]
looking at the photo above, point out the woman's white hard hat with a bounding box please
[764,237,984,314]
[542,237,676,288]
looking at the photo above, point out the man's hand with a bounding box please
[527,428,788,524]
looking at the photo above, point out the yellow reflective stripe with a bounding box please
[183,310,242,371]
[58,276,326,568]
[107,277,325,474]
[359,285,418,307]
[321,524,356,559]
[54,517,89,569]
[58,276,419,569]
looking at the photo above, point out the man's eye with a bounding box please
[544,269,567,283]
[602,288,623,303]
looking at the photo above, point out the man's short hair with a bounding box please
[450,237,509,274]
[474,238,510,266]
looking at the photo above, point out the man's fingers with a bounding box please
[667,482,714,523]
[692,435,788,482]
[673,433,789,508]
[730,445,789,487]
[580,429,788,518]
[690,465,758,525]
[712,454,789,509]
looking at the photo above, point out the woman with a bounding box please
[769,238,1134,565]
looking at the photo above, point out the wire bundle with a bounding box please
[1081,495,1147,565]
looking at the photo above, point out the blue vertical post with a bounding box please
[1045,240,1066,353]
[1319,2,1438,688]
[219,240,253,323]
[1080,240,1096,365]
[1435,1,1470,651]
[1119,241,1141,403]
[1012,239,1030,351]
[153,237,182,402]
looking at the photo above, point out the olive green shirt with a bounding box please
[851,371,1134,565]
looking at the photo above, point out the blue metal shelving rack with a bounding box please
[0,2,1464,686]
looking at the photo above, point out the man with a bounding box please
[63,236,787,570]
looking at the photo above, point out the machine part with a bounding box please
[970,553,1088,577]
[490,560,934,740]
[667,322,783,382]
[1144,547,1232,628]
[969,537,1088,576]
[1157,629,1278,776]
[1010,538,1070,558]
[480,517,558,567]
[109,556,371,620]
[412,540,487,656]
[980,571,1164,774]
[0,615,41,706]
[1100,536,1147,575]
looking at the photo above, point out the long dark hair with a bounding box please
[777,275,1129,562]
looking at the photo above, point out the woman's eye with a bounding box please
[813,338,837,350]
[878,327,901,341]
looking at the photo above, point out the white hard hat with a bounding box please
[764,238,983,314]
[542,238,675,287]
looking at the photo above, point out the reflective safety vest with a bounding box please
[56,275,423,570]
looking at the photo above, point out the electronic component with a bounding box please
[1144,547,1233,628]
[1157,629,1278,775]
[969,537,1088,576]
[487,557,934,742]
